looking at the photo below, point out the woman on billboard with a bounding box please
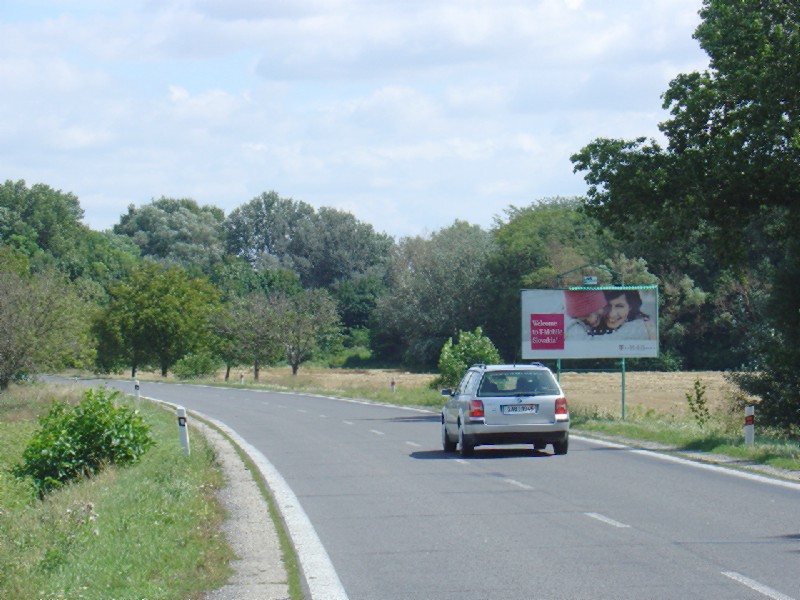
[602,289,656,340]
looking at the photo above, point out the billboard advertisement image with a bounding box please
[521,287,659,359]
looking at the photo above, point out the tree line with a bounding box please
[1,0,797,431]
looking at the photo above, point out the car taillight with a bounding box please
[555,397,568,421]
[469,399,485,418]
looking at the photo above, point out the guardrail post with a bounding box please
[177,407,191,455]
[744,405,755,446]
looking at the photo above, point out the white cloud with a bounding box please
[0,0,709,236]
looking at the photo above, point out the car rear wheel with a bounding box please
[442,418,457,452]
[552,437,569,455]
[458,422,474,457]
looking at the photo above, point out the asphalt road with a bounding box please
[88,380,800,600]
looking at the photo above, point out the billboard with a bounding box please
[521,287,659,359]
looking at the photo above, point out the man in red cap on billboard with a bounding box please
[564,290,609,339]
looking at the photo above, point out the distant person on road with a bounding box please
[564,290,609,339]
[602,290,656,340]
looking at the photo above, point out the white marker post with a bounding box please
[744,405,755,446]
[177,407,191,455]
[134,380,140,403]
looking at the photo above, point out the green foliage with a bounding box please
[0,266,92,389]
[0,179,84,258]
[95,262,220,376]
[289,206,393,288]
[12,387,154,497]
[269,289,342,375]
[570,0,800,427]
[685,378,710,428]
[373,221,495,366]
[224,190,315,264]
[172,352,223,379]
[114,197,226,274]
[1,384,233,599]
[437,327,502,388]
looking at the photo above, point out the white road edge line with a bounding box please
[153,400,349,600]
[406,441,422,448]
[370,429,385,436]
[722,571,796,600]
[584,512,631,528]
[572,435,800,492]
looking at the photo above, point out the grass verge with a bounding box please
[0,383,234,600]
[569,405,800,473]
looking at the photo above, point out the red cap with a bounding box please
[564,290,607,318]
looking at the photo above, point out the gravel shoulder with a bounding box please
[197,421,291,600]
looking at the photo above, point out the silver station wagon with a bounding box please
[441,363,570,457]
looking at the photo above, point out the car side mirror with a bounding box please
[441,388,453,396]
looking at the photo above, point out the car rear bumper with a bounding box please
[462,422,569,446]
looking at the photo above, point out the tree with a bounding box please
[114,197,225,274]
[227,294,284,381]
[0,179,84,258]
[268,289,341,375]
[437,327,502,388]
[372,221,495,366]
[287,207,393,288]
[331,274,387,330]
[95,262,220,377]
[224,191,314,265]
[571,0,800,425]
[0,266,89,390]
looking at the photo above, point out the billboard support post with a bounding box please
[621,358,626,420]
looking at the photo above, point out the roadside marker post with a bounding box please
[177,407,191,455]
[744,405,755,446]
[134,380,140,403]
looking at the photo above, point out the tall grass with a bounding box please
[0,383,234,600]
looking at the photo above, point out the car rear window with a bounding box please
[478,370,560,397]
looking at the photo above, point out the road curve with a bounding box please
[78,379,800,600]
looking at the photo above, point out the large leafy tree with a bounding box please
[95,262,220,377]
[288,207,393,288]
[224,191,314,265]
[0,179,84,258]
[114,197,225,274]
[0,262,90,389]
[373,221,495,366]
[571,0,800,426]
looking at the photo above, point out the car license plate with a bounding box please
[502,404,538,414]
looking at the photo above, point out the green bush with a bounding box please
[173,352,223,379]
[13,387,154,497]
[436,327,502,388]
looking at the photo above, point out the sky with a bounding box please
[1,0,709,238]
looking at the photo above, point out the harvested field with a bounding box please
[218,367,737,418]
[557,370,736,417]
